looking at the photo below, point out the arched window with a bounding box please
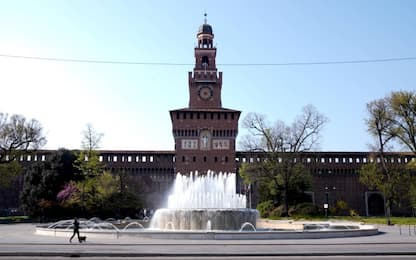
[202,56,209,67]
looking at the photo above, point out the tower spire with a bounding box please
[204,13,207,24]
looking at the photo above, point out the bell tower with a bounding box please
[189,14,222,109]
[170,16,240,174]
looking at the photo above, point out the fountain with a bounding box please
[35,170,379,239]
[149,171,258,231]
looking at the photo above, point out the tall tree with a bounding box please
[20,149,79,217]
[361,91,416,222]
[388,91,416,154]
[240,105,328,215]
[0,113,46,187]
[74,124,104,176]
[73,124,104,214]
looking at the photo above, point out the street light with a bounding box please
[324,186,336,217]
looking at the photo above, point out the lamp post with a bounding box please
[324,186,336,217]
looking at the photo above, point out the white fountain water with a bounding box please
[167,171,246,209]
[150,171,258,231]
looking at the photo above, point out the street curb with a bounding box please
[1,251,416,257]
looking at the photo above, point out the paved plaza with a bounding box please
[0,223,416,258]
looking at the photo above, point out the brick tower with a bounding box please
[170,17,240,174]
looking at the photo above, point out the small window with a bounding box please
[142,156,147,162]
[335,158,339,163]
[150,156,154,163]
[27,155,31,161]
[193,156,196,162]
[99,156,103,162]
[113,156,118,162]
[127,156,132,162]
[41,155,46,161]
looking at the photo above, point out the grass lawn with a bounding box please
[270,216,416,225]
[357,216,416,225]
[0,216,30,222]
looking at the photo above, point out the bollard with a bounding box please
[399,225,402,235]
[409,225,412,236]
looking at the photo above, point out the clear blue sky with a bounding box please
[1,0,415,151]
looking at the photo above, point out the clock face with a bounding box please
[198,86,213,100]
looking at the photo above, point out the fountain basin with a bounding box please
[150,208,259,231]
[35,220,379,240]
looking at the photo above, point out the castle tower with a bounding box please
[169,16,241,174]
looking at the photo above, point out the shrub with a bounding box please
[349,209,360,218]
[330,200,350,216]
[269,205,285,218]
[256,200,274,218]
[289,203,320,217]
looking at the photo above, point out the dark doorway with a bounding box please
[368,193,385,216]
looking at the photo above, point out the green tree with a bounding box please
[20,149,79,218]
[360,98,411,224]
[388,91,416,153]
[0,113,46,187]
[240,105,327,216]
[74,124,104,176]
[73,124,104,213]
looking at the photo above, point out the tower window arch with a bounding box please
[201,56,209,67]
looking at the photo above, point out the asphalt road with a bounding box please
[1,257,416,260]
[0,223,415,258]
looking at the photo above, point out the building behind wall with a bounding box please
[1,149,414,216]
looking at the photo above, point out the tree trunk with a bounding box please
[385,199,392,225]
[283,188,289,217]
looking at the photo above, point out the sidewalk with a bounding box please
[0,223,415,257]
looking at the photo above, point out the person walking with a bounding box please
[69,217,81,243]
